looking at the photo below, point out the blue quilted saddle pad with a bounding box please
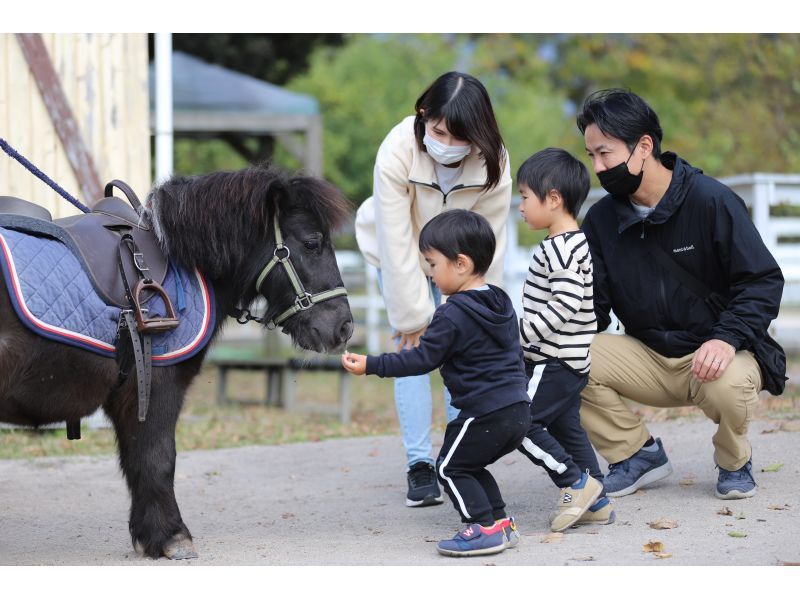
[0,227,216,365]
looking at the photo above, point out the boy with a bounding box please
[342,209,530,557]
[516,148,614,531]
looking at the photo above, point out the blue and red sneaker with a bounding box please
[496,517,520,548]
[437,522,507,557]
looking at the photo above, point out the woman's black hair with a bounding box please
[576,88,664,159]
[418,209,495,276]
[413,71,506,191]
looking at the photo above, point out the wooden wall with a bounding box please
[0,33,150,217]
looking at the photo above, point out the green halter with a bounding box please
[254,210,348,327]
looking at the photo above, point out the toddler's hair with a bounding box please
[419,209,495,276]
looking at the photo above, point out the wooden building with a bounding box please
[0,33,150,217]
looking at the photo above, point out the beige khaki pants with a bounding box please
[580,333,762,471]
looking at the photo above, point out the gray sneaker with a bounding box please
[715,459,757,499]
[406,461,444,507]
[604,438,673,497]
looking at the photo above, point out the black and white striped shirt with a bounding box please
[519,230,596,374]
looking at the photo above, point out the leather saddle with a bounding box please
[0,180,171,316]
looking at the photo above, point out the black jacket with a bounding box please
[582,152,784,358]
[366,285,530,417]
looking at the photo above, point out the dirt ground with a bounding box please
[1,416,798,567]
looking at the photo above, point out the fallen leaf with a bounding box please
[643,541,665,553]
[281,512,295,519]
[679,477,695,486]
[717,507,733,516]
[568,556,596,561]
[736,512,746,520]
[654,552,673,559]
[728,531,748,538]
[541,532,564,544]
[779,421,800,432]
[760,426,780,434]
[761,463,784,473]
[768,504,790,510]
[648,518,679,529]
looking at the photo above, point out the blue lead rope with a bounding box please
[0,137,91,213]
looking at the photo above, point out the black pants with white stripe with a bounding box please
[435,402,529,527]
[519,360,605,494]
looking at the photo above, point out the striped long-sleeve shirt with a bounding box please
[520,230,596,374]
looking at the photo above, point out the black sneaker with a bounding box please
[406,461,444,507]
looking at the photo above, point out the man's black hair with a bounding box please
[419,209,495,276]
[576,88,664,159]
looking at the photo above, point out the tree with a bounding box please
[545,33,800,176]
[288,33,571,205]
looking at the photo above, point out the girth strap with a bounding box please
[120,310,152,422]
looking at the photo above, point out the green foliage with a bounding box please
[288,33,573,206]
[546,33,800,177]
[288,34,460,204]
[171,33,800,201]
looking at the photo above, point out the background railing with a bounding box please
[343,173,800,354]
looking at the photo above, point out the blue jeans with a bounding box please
[377,270,459,469]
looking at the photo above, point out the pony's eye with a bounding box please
[303,235,322,251]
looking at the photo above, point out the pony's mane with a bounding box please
[145,164,351,282]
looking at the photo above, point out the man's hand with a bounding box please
[692,339,736,382]
[341,351,367,375]
[392,326,427,352]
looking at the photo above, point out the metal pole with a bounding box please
[154,33,174,182]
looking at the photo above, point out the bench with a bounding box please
[210,356,352,424]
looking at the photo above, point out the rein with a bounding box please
[234,209,347,328]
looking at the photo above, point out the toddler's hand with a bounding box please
[341,351,367,375]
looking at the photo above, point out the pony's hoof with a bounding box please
[163,536,198,560]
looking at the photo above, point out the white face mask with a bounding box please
[423,133,471,165]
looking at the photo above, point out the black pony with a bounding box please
[0,164,353,559]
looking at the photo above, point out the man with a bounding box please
[577,89,786,500]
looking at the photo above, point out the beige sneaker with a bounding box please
[550,473,603,532]
[549,497,616,527]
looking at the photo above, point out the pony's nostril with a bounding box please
[339,320,354,343]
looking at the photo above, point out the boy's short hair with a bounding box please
[419,209,495,276]
[516,148,590,218]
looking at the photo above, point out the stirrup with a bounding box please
[131,279,180,332]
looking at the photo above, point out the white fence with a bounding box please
[342,173,800,354]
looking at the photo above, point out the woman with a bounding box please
[355,71,512,507]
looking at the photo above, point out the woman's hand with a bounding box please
[341,351,367,375]
[392,326,427,352]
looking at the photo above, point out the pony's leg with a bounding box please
[104,365,198,559]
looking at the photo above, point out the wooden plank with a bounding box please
[15,33,103,205]
[122,34,151,195]
[5,33,34,201]
[0,35,11,194]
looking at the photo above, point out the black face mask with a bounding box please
[597,144,643,197]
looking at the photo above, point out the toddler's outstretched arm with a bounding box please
[342,351,367,375]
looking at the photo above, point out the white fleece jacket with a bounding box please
[355,116,512,333]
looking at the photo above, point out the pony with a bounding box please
[0,164,354,559]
